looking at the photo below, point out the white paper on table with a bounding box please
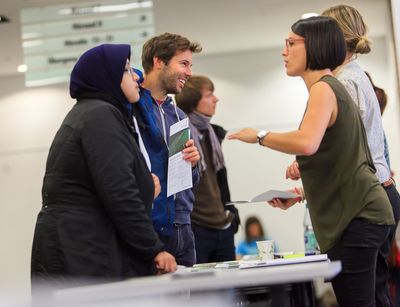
[227,190,299,204]
[167,118,193,197]
[239,254,328,269]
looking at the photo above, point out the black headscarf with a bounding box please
[69,44,132,116]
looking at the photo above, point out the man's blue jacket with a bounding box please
[136,86,200,236]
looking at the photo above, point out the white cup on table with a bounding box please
[256,240,275,260]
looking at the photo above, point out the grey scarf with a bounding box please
[188,111,225,172]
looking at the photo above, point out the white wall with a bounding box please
[0,77,71,299]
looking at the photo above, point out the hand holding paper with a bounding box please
[267,188,303,210]
[182,139,200,167]
[268,197,300,210]
[252,190,300,202]
[228,189,301,205]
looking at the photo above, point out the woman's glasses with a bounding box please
[284,38,305,51]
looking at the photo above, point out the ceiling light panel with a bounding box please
[20,0,154,87]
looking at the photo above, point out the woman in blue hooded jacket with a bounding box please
[31,44,176,288]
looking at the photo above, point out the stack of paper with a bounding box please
[239,254,328,269]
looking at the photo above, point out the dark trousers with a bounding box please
[191,223,235,264]
[159,223,196,267]
[327,218,392,307]
[381,183,400,306]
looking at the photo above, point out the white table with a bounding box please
[53,260,341,305]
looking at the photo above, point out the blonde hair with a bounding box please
[322,5,371,54]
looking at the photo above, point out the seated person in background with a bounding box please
[236,216,266,259]
[236,216,278,260]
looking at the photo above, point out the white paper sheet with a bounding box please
[167,118,193,197]
[239,254,328,269]
[227,189,299,204]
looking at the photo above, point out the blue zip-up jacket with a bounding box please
[136,86,200,236]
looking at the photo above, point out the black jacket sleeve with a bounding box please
[80,104,164,261]
[212,124,241,233]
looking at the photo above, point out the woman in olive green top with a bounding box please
[229,16,394,306]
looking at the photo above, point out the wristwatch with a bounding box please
[257,130,270,145]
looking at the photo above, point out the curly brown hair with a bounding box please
[141,32,202,74]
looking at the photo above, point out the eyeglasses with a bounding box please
[124,66,135,76]
[284,38,305,51]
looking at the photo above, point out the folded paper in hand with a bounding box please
[228,190,299,204]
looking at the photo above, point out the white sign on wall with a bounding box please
[20,0,154,87]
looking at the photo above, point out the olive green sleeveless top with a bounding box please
[297,75,394,253]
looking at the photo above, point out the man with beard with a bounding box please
[134,33,202,266]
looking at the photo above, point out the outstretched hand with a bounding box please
[228,128,258,143]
